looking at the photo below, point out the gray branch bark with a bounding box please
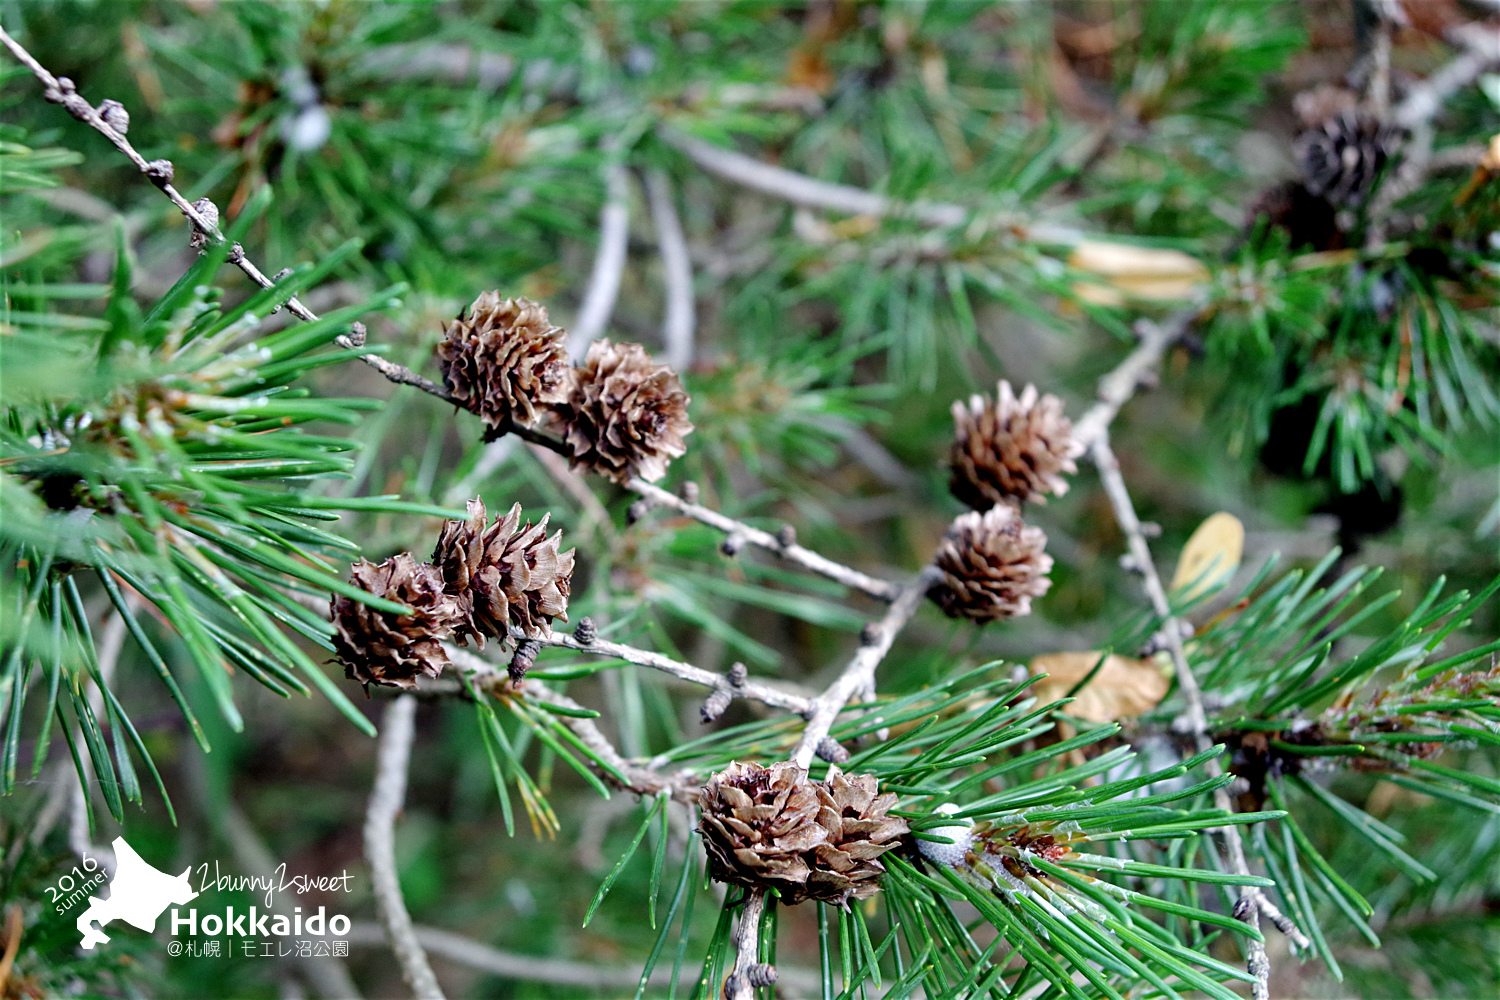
[366,696,445,1000]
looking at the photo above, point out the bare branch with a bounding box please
[344,920,823,994]
[366,695,445,1000]
[644,168,696,371]
[660,126,965,227]
[628,477,902,602]
[658,125,1083,245]
[527,443,613,539]
[206,784,363,998]
[0,28,451,402]
[569,149,631,359]
[722,889,771,1000]
[1367,24,1499,235]
[1071,307,1202,449]
[1392,23,1500,130]
[1090,435,1304,998]
[444,645,701,801]
[790,566,941,769]
[499,623,814,716]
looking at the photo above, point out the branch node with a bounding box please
[143,158,174,187]
[814,736,849,764]
[701,662,748,724]
[509,639,541,685]
[700,687,732,724]
[859,622,880,647]
[95,99,129,134]
[776,524,796,548]
[188,197,219,252]
[721,532,746,557]
[627,499,653,525]
[745,963,778,988]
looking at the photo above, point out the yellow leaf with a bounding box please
[1170,512,1244,600]
[1029,651,1170,724]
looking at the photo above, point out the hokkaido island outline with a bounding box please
[76,837,198,949]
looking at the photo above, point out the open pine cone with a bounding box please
[554,340,693,484]
[330,553,463,690]
[699,763,907,905]
[799,771,907,905]
[949,380,1083,508]
[930,504,1053,623]
[431,498,574,644]
[436,292,570,432]
[700,762,827,896]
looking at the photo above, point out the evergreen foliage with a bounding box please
[1,3,1497,998]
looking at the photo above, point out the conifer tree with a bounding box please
[1,4,1497,998]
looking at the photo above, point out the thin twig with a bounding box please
[723,889,768,1000]
[1090,436,1300,999]
[201,770,363,999]
[658,125,1083,245]
[442,438,517,506]
[628,478,902,602]
[570,148,631,359]
[1071,307,1202,449]
[500,624,814,716]
[660,126,966,227]
[0,28,450,400]
[645,167,696,371]
[1367,23,1500,237]
[1392,23,1500,130]
[529,444,613,539]
[0,29,915,622]
[444,645,700,801]
[790,566,942,769]
[366,695,445,1000]
[344,920,823,994]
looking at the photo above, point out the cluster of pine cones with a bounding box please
[931,381,1082,623]
[330,499,574,690]
[437,292,693,485]
[698,762,908,905]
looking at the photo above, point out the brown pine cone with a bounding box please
[330,553,463,690]
[431,498,575,644]
[796,771,907,905]
[554,340,693,484]
[699,762,828,896]
[436,292,570,432]
[699,764,907,905]
[930,505,1053,623]
[949,381,1083,509]
[1295,113,1401,209]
